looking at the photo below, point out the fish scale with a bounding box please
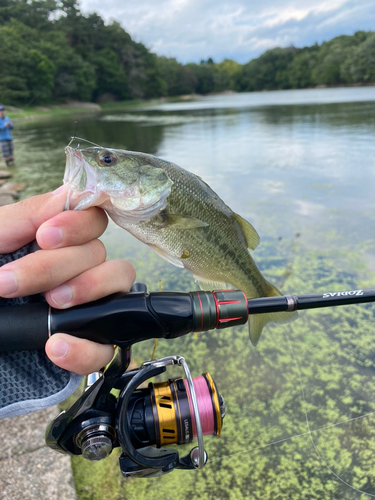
[64,146,297,345]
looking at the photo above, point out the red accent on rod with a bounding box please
[218,316,242,323]
[216,300,242,305]
[213,292,220,329]
[197,292,204,331]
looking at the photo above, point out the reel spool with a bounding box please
[116,356,225,477]
[125,372,223,448]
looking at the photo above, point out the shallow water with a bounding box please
[10,87,375,498]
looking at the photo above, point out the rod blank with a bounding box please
[247,288,375,315]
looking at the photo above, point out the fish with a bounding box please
[64,145,297,345]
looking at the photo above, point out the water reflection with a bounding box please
[10,87,375,498]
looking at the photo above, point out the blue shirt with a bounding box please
[0,116,13,141]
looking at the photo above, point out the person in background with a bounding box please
[0,104,14,167]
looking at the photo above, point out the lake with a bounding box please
[11,87,375,499]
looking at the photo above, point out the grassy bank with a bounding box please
[5,95,200,123]
[5,99,143,122]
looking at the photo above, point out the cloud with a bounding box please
[79,0,375,63]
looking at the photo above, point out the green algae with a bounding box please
[71,224,375,500]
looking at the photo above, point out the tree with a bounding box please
[26,49,56,102]
[347,33,375,83]
[214,59,242,91]
[0,23,30,103]
[157,57,196,96]
[0,1,373,105]
[287,45,320,88]
[185,63,215,94]
[0,0,57,30]
[239,47,295,91]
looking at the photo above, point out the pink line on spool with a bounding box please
[184,376,215,438]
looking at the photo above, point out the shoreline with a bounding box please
[7,83,375,123]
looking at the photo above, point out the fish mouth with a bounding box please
[64,146,106,210]
[63,146,173,222]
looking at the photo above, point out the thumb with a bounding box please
[45,333,114,375]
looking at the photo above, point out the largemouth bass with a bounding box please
[64,146,296,345]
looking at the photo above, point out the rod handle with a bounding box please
[0,302,49,351]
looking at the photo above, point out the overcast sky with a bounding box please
[79,0,375,64]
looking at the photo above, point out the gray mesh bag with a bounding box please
[0,243,83,419]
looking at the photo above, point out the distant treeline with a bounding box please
[1,0,374,105]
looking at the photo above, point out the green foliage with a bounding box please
[185,62,216,94]
[238,31,374,92]
[287,50,318,88]
[215,59,242,91]
[26,49,56,102]
[239,47,296,91]
[0,23,30,102]
[157,57,196,96]
[348,33,375,83]
[0,1,373,104]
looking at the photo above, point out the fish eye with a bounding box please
[98,151,118,167]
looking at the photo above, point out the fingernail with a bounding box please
[0,271,18,296]
[49,284,73,306]
[38,226,63,248]
[52,185,67,195]
[50,339,69,358]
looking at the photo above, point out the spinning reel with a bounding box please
[46,347,225,477]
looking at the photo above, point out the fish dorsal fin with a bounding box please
[194,275,226,291]
[161,213,209,230]
[234,213,260,250]
[196,175,212,189]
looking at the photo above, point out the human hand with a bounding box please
[5,122,11,127]
[0,186,135,375]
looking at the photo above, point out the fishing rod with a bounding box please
[0,283,374,352]
[2,283,375,478]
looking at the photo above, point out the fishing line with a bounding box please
[133,246,152,269]
[64,122,80,209]
[73,120,78,138]
[184,375,215,437]
[66,121,79,148]
[211,410,375,461]
[69,136,104,148]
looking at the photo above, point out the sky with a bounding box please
[79,0,375,64]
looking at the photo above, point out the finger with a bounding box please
[0,239,106,298]
[0,186,68,253]
[45,259,136,308]
[37,208,108,250]
[45,334,114,375]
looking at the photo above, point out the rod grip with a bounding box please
[0,302,49,351]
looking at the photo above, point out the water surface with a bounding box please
[11,87,375,499]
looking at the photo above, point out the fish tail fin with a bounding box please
[248,282,298,346]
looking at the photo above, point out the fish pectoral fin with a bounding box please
[149,244,184,268]
[194,276,226,291]
[161,213,209,230]
[234,213,260,250]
